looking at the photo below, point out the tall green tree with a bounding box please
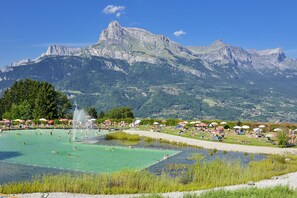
[0,79,72,119]
[105,107,134,119]
[85,107,98,118]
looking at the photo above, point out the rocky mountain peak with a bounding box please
[211,39,226,47]
[98,20,125,42]
[41,45,80,57]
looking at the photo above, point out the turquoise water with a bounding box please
[0,129,178,173]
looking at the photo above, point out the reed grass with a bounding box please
[105,131,140,141]
[1,154,297,194]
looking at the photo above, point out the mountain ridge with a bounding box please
[1,21,297,122]
[3,21,296,72]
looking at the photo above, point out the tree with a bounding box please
[85,107,98,119]
[105,107,134,119]
[98,111,105,118]
[2,100,32,120]
[0,79,71,119]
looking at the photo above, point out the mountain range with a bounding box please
[1,21,297,121]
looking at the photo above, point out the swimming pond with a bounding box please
[0,129,178,173]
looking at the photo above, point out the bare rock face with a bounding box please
[42,45,81,57]
[89,20,194,64]
[2,20,297,75]
[188,39,252,66]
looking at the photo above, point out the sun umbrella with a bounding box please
[153,122,159,125]
[242,125,250,129]
[39,118,48,122]
[196,123,208,127]
[190,121,196,124]
[220,121,227,125]
[3,119,11,124]
[13,119,25,123]
[233,126,241,129]
[273,128,282,132]
[134,120,141,125]
[211,122,218,125]
[48,120,54,124]
[259,125,266,128]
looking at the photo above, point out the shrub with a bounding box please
[277,131,289,148]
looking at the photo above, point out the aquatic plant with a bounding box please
[105,131,140,141]
[1,155,297,194]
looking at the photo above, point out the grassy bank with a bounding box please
[137,125,294,148]
[105,131,199,148]
[1,155,297,194]
[105,131,140,141]
[185,185,297,198]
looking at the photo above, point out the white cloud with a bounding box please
[103,5,125,17]
[173,30,186,37]
[116,12,121,18]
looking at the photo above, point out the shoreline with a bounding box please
[12,171,297,198]
[124,129,297,155]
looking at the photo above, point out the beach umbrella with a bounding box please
[242,125,250,129]
[217,126,224,131]
[259,125,266,128]
[273,128,282,132]
[220,121,227,125]
[59,118,68,122]
[13,119,25,123]
[233,126,241,129]
[3,120,11,124]
[196,123,208,127]
[190,121,196,124]
[211,122,218,126]
[253,128,261,133]
[48,120,54,125]
[26,120,32,123]
[39,118,48,122]
[153,122,159,125]
[134,120,141,125]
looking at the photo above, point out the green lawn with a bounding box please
[138,125,291,148]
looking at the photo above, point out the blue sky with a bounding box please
[1,0,297,66]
